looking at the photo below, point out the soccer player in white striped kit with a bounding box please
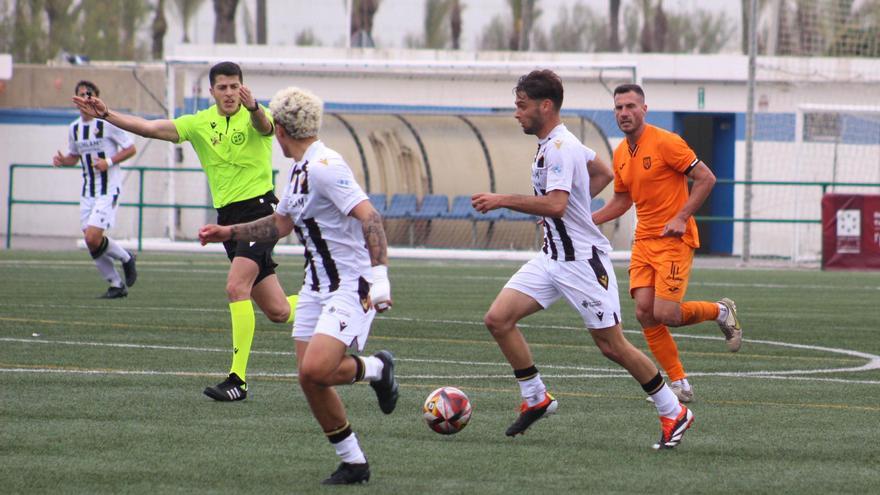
[198,86,396,484]
[472,70,694,449]
[53,80,138,298]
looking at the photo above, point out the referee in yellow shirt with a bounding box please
[74,62,298,401]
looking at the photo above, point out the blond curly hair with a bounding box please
[269,86,323,139]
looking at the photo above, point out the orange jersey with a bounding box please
[613,124,700,248]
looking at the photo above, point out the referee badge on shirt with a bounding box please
[642,157,652,170]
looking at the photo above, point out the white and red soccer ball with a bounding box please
[422,386,473,435]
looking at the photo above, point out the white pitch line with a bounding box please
[3,260,880,291]
[3,327,880,383]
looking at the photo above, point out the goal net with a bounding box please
[744,0,880,262]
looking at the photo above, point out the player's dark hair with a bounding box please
[515,70,564,111]
[209,61,243,86]
[74,80,99,97]
[613,83,645,99]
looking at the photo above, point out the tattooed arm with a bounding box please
[350,199,392,311]
[198,213,294,245]
[350,200,388,266]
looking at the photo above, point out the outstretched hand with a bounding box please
[53,150,65,167]
[471,192,502,214]
[198,224,232,245]
[72,94,108,119]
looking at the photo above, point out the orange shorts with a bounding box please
[629,237,694,302]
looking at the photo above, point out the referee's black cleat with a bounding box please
[99,285,128,299]
[122,251,137,287]
[203,372,247,401]
[369,350,399,414]
[321,462,370,485]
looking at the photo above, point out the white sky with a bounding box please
[161,0,743,53]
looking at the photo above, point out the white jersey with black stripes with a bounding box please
[532,123,613,260]
[276,140,372,293]
[67,117,133,198]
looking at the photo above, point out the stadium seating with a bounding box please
[412,194,449,219]
[369,193,387,216]
[444,195,476,220]
[384,193,418,219]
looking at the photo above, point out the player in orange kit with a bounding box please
[592,84,743,403]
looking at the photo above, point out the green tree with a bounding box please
[534,2,606,52]
[478,0,541,51]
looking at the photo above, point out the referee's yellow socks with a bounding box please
[229,299,255,381]
[286,294,299,324]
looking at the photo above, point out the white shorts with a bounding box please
[292,288,377,352]
[504,250,622,329]
[79,194,119,231]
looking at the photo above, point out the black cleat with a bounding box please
[321,462,370,485]
[369,350,399,414]
[505,393,558,437]
[99,285,128,299]
[203,372,247,401]
[122,251,137,288]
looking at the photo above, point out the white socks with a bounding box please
[333,432,367,464]
[518,375,547,407]
[716,303,729,322]
[94,255,122,287]
[104,237,131,262]
[361,355,384,382]
[650,384,682,418]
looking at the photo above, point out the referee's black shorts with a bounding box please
[216,190,279,285]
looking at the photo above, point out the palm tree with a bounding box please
[351,0,380,48]
[172,0,206,43]
[609,0,621,51]
[450,0,464,50]
[152,0,167,59]
[213,0,238,43]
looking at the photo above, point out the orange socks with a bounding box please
[680,301,720,326]
[642,324,686,383]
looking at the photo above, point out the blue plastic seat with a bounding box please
[443,195,475,220]
[412,194,449,220]
[368,193,387,216]
[384,194,418,219]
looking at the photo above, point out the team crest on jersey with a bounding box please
[319,158,329,166]
[360,294,372,313]
[231,131,245,145]
[642,157,652,170]
[554,139,563,149]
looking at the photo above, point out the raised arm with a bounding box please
[239,86,273,136]
[471,190,570,219]
[73,95,180,142]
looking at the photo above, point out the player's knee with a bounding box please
[483,310,510,335]
[634,305,654,326]
[225,281,250,302]
[298,363,332,388]
[84,233,102,251]
[265,309,289,323]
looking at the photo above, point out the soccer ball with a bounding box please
[422,386,473,435]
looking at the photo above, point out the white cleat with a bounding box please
[717,298,742,352]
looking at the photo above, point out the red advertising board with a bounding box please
[821,194,880,270]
